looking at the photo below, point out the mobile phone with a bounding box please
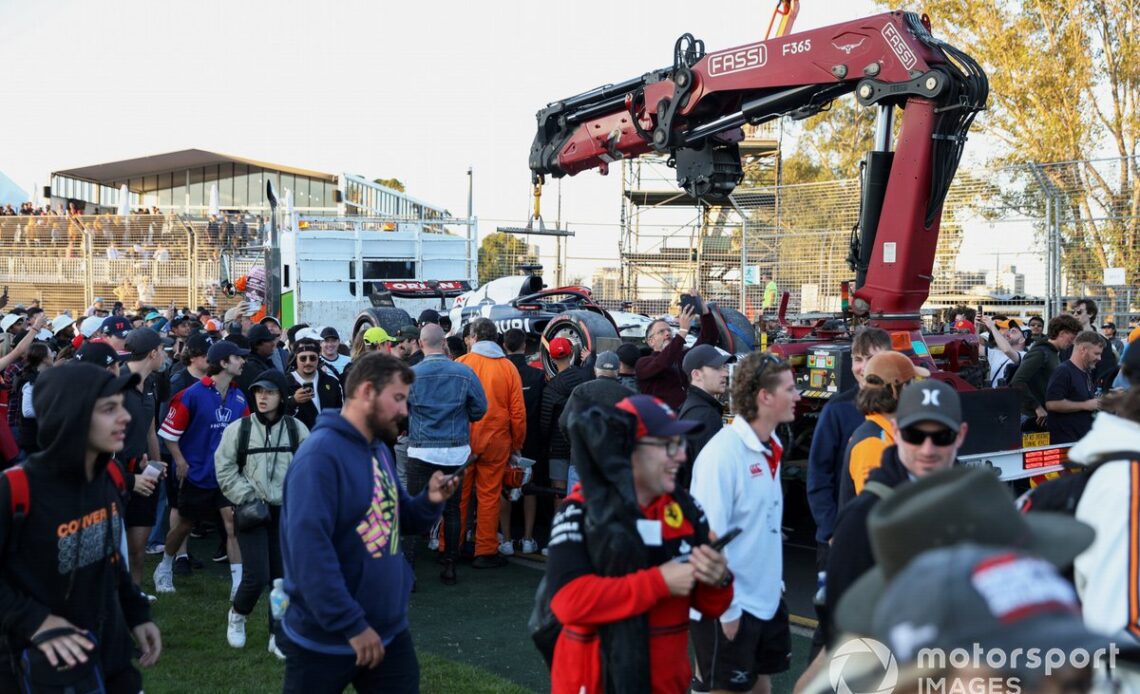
[679,293,698,314]
[676,527,742,563]
[443,456,477,483]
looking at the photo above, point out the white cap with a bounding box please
[1,314,25,332]
[80,315,105,338]
[295,327,322,343]
[52,314,76,335]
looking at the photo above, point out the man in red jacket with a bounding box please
[547,394,733,693]
[636,294,719,409]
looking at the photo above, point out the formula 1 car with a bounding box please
[449,270,756,375]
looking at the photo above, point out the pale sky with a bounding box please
[0,0,880,277]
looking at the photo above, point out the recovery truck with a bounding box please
[526,8,1070,484]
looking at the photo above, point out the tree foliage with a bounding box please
[477,233,538,285]
[373,177,406,192]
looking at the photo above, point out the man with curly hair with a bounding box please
[688,351,799,694]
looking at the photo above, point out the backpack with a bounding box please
[1017,451,1140,514]
[3,464,126,553]
[236,415,300,474]
[1001,340,1050,387]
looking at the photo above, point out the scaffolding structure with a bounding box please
[619,124,781,315]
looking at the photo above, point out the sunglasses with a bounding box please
[636,439,684,456]
[899,425,957,446]
[296,354,318,363]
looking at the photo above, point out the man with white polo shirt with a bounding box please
[689,352,799,694]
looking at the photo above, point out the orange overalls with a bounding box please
[456,346,526,557]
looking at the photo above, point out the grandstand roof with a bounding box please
[53,149,337,186]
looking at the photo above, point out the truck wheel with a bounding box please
[353,307,414,342]
[541,310,622,377]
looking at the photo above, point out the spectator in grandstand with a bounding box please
[1103,321,1125,358]
[540,337,590,500]
[1011,313,1082,429]
[119,329,167,592]
[825,381,967,644]
[456,318,526,569]
[501,328,545,556]
[690,352,798,693]
[404,323,486,584]
[214,368,307,655]
[839,351,928,507]
[319,327,351,376]
[235,216,248,245]
[1045,330,1105,444]
[677,345,733,488]
[615,342,641,392]
[546,394,731,694]
[636,293,719,409]
[222,215,235,248]
[154,341,250,596]
[206,215,220,244]
[287,340,344,430]
[279,353,458,691]
[0,364,163,692]
[393,325,422,364]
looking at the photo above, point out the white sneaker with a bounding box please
[227,609,247,648]
[521,538,538,554]
[498,540,515,556]
[141,592,158,604]
[153,563,175,593]
[268,635,286,660]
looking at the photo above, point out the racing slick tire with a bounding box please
[353,307,415,343]
[709,304,757,354]
[540,310,622,377]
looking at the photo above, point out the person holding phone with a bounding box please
[546,394,731,693]
[286,339,343,430]
[635,290,719,410]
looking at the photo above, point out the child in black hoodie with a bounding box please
[0,362,162,692]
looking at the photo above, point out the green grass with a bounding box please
[139,540,538,693]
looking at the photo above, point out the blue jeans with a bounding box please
[147,481,169,546]
[280,629,419,694]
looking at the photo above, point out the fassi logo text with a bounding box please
[707,44,767,77]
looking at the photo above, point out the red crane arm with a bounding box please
[528,11,987,328]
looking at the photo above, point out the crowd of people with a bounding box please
[0,284,1138,693]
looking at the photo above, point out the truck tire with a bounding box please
[541,310,622,377]
[353,307,414,342]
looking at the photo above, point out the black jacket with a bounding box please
[0,364,151,676]
[235,351,274,397]
[540,366,591,461]
[286,367,344,430]
[677,386,724,489]
[823,445,912,644]
[559,376,635,435]
[507,354,546,460]
[1010,340,1061,417]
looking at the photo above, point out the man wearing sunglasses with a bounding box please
[824,380,966,645]
[288,340,344,431]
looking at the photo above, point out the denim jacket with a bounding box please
[407,354,488,448]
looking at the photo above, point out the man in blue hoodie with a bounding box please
[279,352,459,693]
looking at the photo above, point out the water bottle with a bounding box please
[813,571,826,607]
[270,578,289,620]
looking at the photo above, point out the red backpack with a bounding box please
[3,464,126,551]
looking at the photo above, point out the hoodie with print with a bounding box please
[0,363,151,675]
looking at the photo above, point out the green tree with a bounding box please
[372,177,406,192]
[477,233,538,285]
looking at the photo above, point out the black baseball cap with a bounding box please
[616,342,641,368]
[100,316,132,339]
[320,326,340,340]
[418,309,441,325]
[184,332,214,355]
[247,324,275,345]
[682,344,734,374]
[125,328,172,359]
[75,341,128,368]
[614,395,703,438]
[893,380,962,430]
[249,369,290,394]
[207,340,250,365]
[395,325,420,341]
